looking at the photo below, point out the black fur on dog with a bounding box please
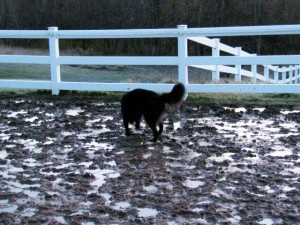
[121,83,185,142]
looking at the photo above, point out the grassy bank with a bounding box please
[1,89,300,106]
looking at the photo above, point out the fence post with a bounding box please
[48,27,61,95]
[289,66,293,84]
[177,25,188,88]
[251,54,257,83]
[274,66,279,82]
[264,66,270,82]
[292,66,297,84]
[283,67,287,83]
[295,67,298,84]
[235,47,242,82]
[298,67,300,83]
[212,38,220,82]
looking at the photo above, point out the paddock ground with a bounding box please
[0,95,299,224]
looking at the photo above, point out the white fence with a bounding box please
[0,25,300,95]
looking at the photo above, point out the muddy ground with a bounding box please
[0,95,299,225]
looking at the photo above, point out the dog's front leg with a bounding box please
[151,128,159,142]
[123,119,131,136]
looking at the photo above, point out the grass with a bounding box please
[0,88,300,106]
[188,93,300,106]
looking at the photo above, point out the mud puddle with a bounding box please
[0,97,299,224]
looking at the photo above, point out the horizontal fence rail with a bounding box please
[0,24,300,94]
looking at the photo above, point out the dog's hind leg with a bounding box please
[134,114,142,130]
[151,127,159,142]
[148,122,159,142]
[158,122,163,135]
[123,118,131,136]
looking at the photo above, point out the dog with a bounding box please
[121,83,185,142]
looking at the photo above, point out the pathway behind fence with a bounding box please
[0,25,300,94]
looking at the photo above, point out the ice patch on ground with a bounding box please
[137,208,159,218]
[65,108,85,116]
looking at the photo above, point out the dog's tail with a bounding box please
[160,83,185,104]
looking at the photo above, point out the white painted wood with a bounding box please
[187,55,300,65]
[282,67,287,82]
[58,56,178,65]
[187,84,300,93]
[188,37,216,48]
[264,66,270,82]
[219,43,238,55]
[212,38,220,82]
[177,25,188,85]
[0,55,50,64]
[59,82,176,92]
[0,80,51,89]
[0,25,299,94]
[185,25,300,37]
[0,30,49,39]
[56,28,179,39]
[235,47,242,82]
[1,25,299,40]
[274,66,279,81]
[48,27,61,95]
[251,62,257,84]
[59,82,300,93]
[289,67,293,84]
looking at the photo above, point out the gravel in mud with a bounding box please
[0,96,299,224]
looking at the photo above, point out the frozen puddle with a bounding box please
[137,208,159,218]
[1,101,300,223]
[143,185,159,193]
[65,108,85,116]
[224,107,247,113]
[0,203,18,213]
[258,218,283,225]
[267,146,293,157]
[183,179,204,188]
[7,110,27,118]
[207,153,235,163]
[0,150,8,159]
[112,202,131,211]
[85,168,120,192]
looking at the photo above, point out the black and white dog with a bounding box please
[121,83,185,142]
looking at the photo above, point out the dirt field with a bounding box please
[0,95,299,224]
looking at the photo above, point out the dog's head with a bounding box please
[170,83,186,104]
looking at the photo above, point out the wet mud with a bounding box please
[0,96,299,224]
